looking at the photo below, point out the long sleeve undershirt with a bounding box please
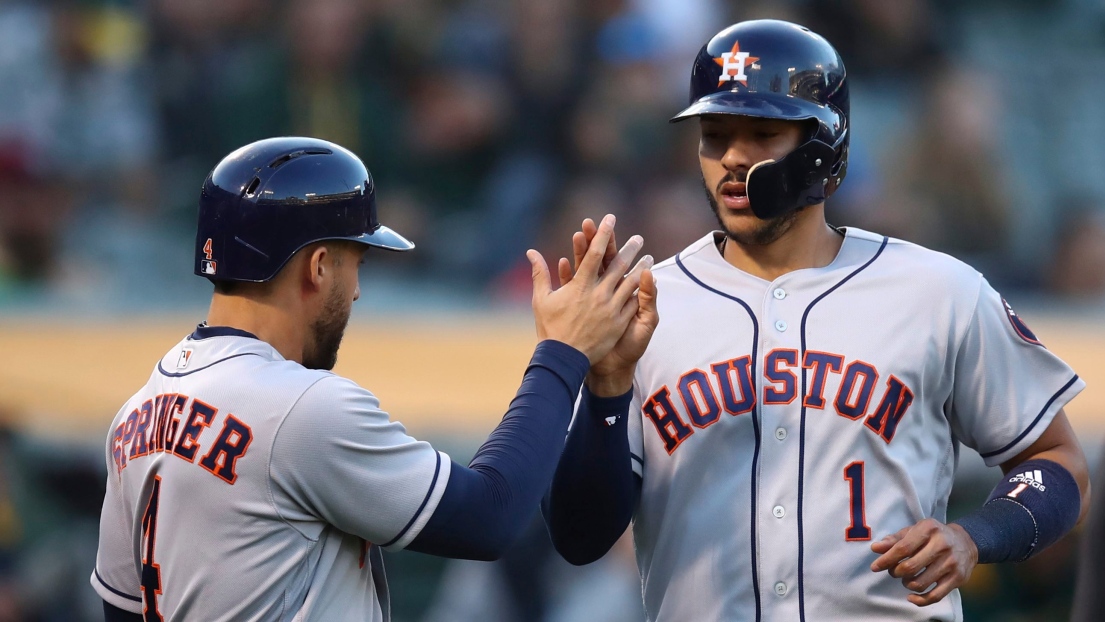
[542,385,641,565]
[406,340,590,560]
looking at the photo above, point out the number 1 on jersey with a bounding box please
[141,475,165,621]
[844,461,872,541]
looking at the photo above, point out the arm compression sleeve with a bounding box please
[954,458,1081,563]
[543,385,640,566]
[406,340,589,560]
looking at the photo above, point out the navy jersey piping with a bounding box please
[676,253,762,622]
[95,568,141,603]
[157,352,266,378]
[190,324,260,340]
[980,375,1081,459]
[381,451,443,548]
[797,236,888,621]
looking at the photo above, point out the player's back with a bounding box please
[92,326,388,621]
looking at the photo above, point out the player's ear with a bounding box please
[299,243,329,294]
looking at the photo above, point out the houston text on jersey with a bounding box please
[642,349,914,454]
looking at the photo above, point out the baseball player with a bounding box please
[543,20,1090,622]
[90,137,657,621]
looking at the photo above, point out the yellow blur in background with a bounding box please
[1,315,1103,442]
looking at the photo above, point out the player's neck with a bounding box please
[722,209,844,282]
[205,293,308,365]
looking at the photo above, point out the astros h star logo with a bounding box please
[714,40,759,87]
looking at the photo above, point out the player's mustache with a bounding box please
[716,171,747,193]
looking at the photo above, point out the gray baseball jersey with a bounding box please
[623,228,1083,621]
[91,327,451,621]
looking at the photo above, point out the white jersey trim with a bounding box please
[92,568,141,613]
[978,374,1084,467]
[381,451,452,551]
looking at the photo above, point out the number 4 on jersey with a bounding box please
[141,476,165,621]
[844,462,872,541]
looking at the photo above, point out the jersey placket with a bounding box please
[755,280,803,621]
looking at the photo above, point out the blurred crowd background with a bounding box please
[1,0,1104,620]
[2,0,1105,308]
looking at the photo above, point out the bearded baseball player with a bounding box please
[544,19,1090,622]
[90,137,657,621]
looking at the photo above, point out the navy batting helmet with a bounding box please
[672,20,849,220]
[194,137,413,282]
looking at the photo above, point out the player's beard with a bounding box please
[303,280,352,371]
[703,174,801,246]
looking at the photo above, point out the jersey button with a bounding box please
[773,288,786,300]
[772,505,785,518]
[774,582,788,596]
[775,320,787,332]
[775,428,787,441]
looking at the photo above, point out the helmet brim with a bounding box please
[350,224,415,252]
[669,91,834,124]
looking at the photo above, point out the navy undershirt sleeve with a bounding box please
[543,385,640,565]
[103,601,142,622]
[407,339,589,560]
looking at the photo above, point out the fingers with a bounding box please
[907,574,959,607]
[602,222,618,269]
[600,234,644,294]
[901,554,950,594]
[572,230,587,273]
[869,525,911,556]
[891,537,945,582]
[527,249,551,297]
[613,253,654,308]
[576,214,617,280]
[870,520,974,608]
[557,257,572,287]
[637,268,657,319]
[617,291,642,326]
[871,525,928,573]
[573,218,618,275]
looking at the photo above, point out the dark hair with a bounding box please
[212,280,242,296]
[211,241,353,296]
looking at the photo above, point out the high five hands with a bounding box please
[527,215,656,381]
[557,216,659,397]
[525,214,654,380]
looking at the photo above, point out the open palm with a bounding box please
[557,218,659,393]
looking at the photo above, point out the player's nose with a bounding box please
[720,139,755,173]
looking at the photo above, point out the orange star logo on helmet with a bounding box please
[714,40,760,87]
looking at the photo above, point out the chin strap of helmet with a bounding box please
[745,139,837,220]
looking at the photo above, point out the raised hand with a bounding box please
[557,217,659,396]
[527,214,653,365]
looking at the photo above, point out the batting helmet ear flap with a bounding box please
[745,140,836,220]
